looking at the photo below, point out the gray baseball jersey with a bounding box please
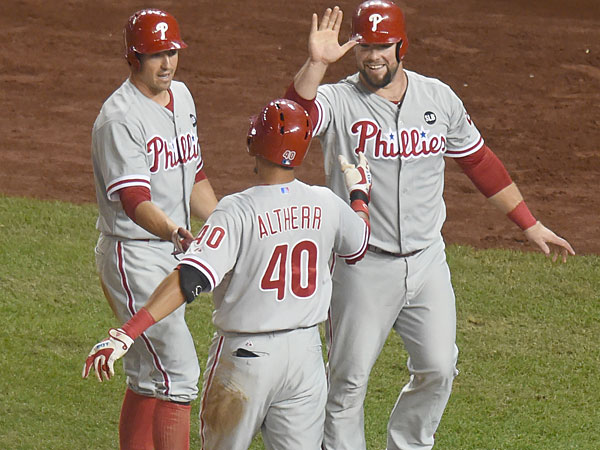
[91,78,203,403]
[178,179,368,449]
[92,78,203,239]
[314,70,483,254]
[312,69,481,450]
[179,179,369,333]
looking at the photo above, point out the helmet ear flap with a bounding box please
[126,51,141,70]
[395,39,404,62]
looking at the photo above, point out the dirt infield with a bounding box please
[2,0,598,253]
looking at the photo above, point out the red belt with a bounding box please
[367,245,422,258]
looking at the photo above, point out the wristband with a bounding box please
[350,190,369,205]
[351,199,369,216]
[507,201,537,230]
[121,307,156,340]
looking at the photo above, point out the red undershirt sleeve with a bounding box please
[453,144,512,198]
[284,83,319,131]
[454,145,537,230]
[195,169,207,183]
[119,186,151,222]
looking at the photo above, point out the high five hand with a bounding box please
[309,6,358,65]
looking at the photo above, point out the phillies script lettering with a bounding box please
[257,205,322,239]
[351,120,446,160]
[146,132,199,173]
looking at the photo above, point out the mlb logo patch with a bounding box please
[281,149,296,166]
[280,186,289,194]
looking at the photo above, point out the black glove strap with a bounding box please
[350,190,369,205]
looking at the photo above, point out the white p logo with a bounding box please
[369,13,384,32]
[156,22,169,40]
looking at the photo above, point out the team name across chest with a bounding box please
[146,132,199,173]
[351,120,446,160]
[257,205,322,239]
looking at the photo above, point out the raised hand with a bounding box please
[309,6,358,66]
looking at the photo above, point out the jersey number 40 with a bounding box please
[260,240,318,301]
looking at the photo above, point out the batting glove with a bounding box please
[339,152,372,199]
[82,328,134,382]
[171,227,194,255]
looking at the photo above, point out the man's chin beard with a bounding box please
[360,68,394,89]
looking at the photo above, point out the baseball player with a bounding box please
[84,9,218,450]
[83,99,371,450]
[284,2,575,449]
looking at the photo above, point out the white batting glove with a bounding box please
[171,227,194,255]
[82,328,134,382]
[339,152,372,199]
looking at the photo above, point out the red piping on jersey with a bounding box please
[196,158,205,174]
[200,335,224,449]
[340,220,370,264]
[314,99,324,134]
[325,255,337,371]
[284,83,322,133]
[108,177,151,194]
[326,308,334,371]
[446,135,484,157]
[166,89,174,112]
[117,241,171,395]
[180,258,217,290]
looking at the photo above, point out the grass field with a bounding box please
[0,195,598,449]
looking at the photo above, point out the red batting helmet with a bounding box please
[124,9,187,69]
[352,0,409,60]
[247,99,313,168]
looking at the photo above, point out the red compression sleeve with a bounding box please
[119,186,151,221]
[454,145,512,197]
[195,169,207,183]
[284,82,319,130]
[121,307,156,340]
[507,201,537,230]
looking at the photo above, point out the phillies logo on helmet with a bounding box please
[369,14,384,31]
[155,22,169,40]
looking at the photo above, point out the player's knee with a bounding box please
[412,361,458,391]
[328,374,369,409]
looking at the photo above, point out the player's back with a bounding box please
[182,179,367,333]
